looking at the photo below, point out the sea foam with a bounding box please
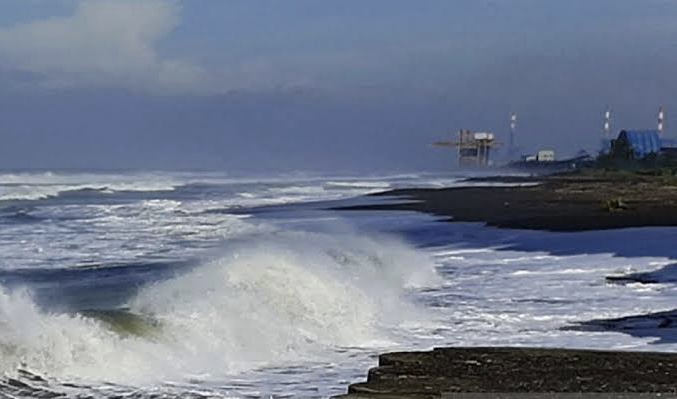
[0,230,439,386]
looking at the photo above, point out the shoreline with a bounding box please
[336,171,677,232]
[334,347,677,398]
[333,170,677,398]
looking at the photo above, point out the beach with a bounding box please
[339,171,677,231]
[2,170,677,398]
[337,347,677,398]
[333,170,677,398]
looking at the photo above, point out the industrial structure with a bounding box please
[431,105,673,170]
[658,105,665,135]
[608,130,662,159]
[604,106,677,162]
[524,150,556,162]
[508,112,517,158]
[604,106,612,137]
[600,107,613,154]
[433,130,499,167]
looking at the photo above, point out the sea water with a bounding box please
[0,170,676,398]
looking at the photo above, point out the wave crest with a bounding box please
[0,231,439,385]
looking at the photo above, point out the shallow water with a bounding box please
[1,170,676,398]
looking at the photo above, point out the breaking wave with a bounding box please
[324,181,392,190]
[0,231,439,386]
[0,171,185,201]
[0,183,180,201]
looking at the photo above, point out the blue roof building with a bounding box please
[615,130,662,159]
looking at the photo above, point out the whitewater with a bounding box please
[1,170,677,398]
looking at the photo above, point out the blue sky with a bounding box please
[0,0,675,171]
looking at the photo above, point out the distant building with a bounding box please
[609,130,662,160]
[536,150,555,162]
[523,150,555,162]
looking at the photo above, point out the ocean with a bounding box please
[0,170,676,398]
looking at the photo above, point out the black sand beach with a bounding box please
[338,172,677,231]
[334,170,677,398]
[335,347,677,398]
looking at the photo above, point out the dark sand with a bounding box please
[335,347,677,398]
[337,172,677,231]
[562,264,677,345]
[564,309,677,345]
[334,171,677,398]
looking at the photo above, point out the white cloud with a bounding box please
[0,0,208,94]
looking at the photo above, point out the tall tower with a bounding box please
[509,112,517,157]
[600,106,612,155]
[658,105,665,135]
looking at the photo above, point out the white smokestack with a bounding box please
[658,105,665,135]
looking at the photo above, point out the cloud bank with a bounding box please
[0,0,207,94]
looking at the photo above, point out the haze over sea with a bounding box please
[0,170,675,398]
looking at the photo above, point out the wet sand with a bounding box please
[334,171,677,398]
[337,172,677,231]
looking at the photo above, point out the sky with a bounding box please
[0,0,676,172]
